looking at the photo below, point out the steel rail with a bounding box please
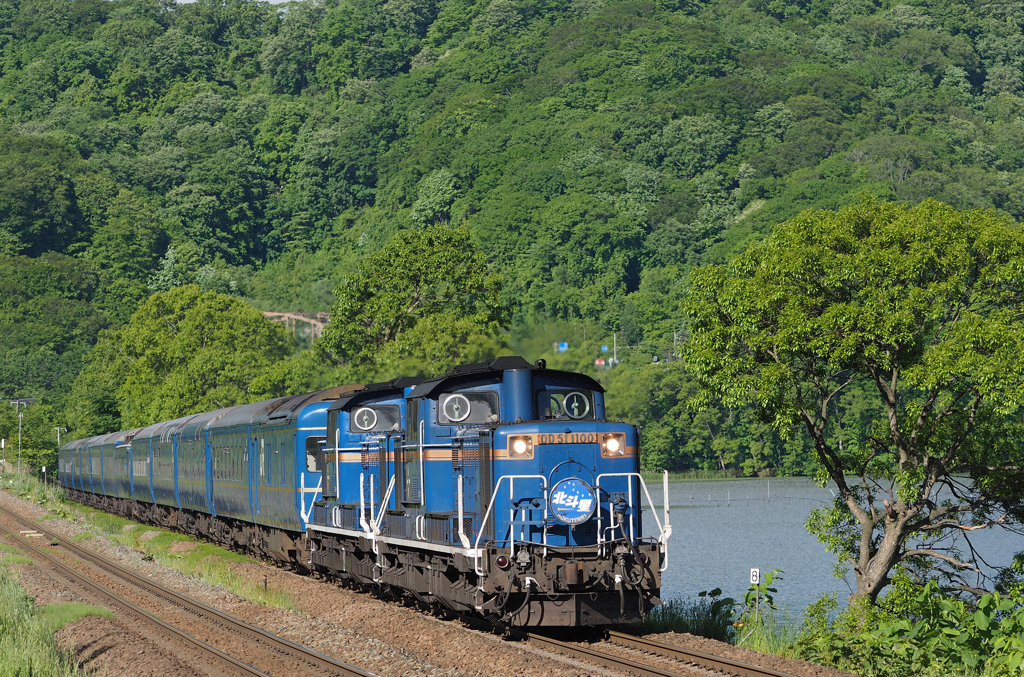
[516,630,690,677]
[0,516,271,677]
[1,509,376,677]
[605,630,801,677]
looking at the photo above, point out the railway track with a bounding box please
[604,630,800,677]
[0,509,377,677]
[518,629,801,677]
[1,501,804,677]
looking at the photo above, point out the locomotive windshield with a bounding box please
[437,391,499,425]
[349,405,401,433]
[539,390,595,420]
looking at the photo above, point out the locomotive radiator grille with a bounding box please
[452,438,480,469]
[426,515,449,542]
[361,440,380,469]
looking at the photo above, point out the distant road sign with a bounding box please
[601,345,609,352]
[557,342,569,352]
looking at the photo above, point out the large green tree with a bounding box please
[317,224,511,378]
[684,198,1024,604]
[68,285,293,431]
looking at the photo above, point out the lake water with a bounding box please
[640,477,1024,614]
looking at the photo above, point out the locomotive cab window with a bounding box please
[349,405,401,433]
[437,391,499,425]
[539,390,595,420]
[305,436,325,472]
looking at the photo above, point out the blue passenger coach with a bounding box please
[306,357,671,627]
[60,386,357,563]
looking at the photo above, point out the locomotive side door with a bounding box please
[456,431,494,543]
[360,435,387,521]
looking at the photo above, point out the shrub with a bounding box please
[795,581,1024,676]
[644,588,737,641]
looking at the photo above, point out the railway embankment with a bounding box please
[0,481,855,677]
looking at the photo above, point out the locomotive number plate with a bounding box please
[535,432,599,445]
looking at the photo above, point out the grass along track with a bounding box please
[603,630,801,677]
[0,508,377,677]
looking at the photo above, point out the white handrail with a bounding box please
[358,473,371,533]
[418,420,425,505]
[472,474,547,576]
[334,429,341,498]
[457,475,471,548]
[300,472,324,523]
[374,474,396,533]
[595,471,672,572]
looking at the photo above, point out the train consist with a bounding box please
[58,356,671,626]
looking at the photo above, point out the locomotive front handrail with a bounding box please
[595,471,671,572]
[358,473,371,533]
[472,474,548,576]
[299,472,323,524]
[374,474,396,533]
[457,475,471,548]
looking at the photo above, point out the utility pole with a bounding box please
[613,332,618,365]
[54,427,67,446]
[9,399,37,476]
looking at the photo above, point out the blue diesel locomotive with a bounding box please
[58,357,671,627]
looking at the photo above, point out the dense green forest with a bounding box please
[2,0,1023,473]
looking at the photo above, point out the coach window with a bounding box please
[280,443,286,487]
[305,437,325,472]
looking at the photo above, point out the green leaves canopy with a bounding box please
[684,198,1024,602]
[317,225,511,377]
[68,285,293,430]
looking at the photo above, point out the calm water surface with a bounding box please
[640,477,1024,614]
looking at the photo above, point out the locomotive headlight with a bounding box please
[601,433,625,457]
[508,435,534,459]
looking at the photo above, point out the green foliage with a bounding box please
[38,603,113,630]
[0,567,86,677]
[643,588,737,641]
[744,568,783,613]
[4,0,1024,495]
[318,225,511,378]
[66,285,293,430]
[796,582,1024,676]
[684,197,1024,602]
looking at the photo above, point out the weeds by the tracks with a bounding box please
[2,471,71,519]
[0,566,108,677]
[76,510,297,610]
[644,589,736,642]
[733,606,800,657]
[1,472,296,611]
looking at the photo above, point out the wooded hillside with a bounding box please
[2,0,1021,473]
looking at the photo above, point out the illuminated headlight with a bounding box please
[508,435,534,459]
[601,433,625,457]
